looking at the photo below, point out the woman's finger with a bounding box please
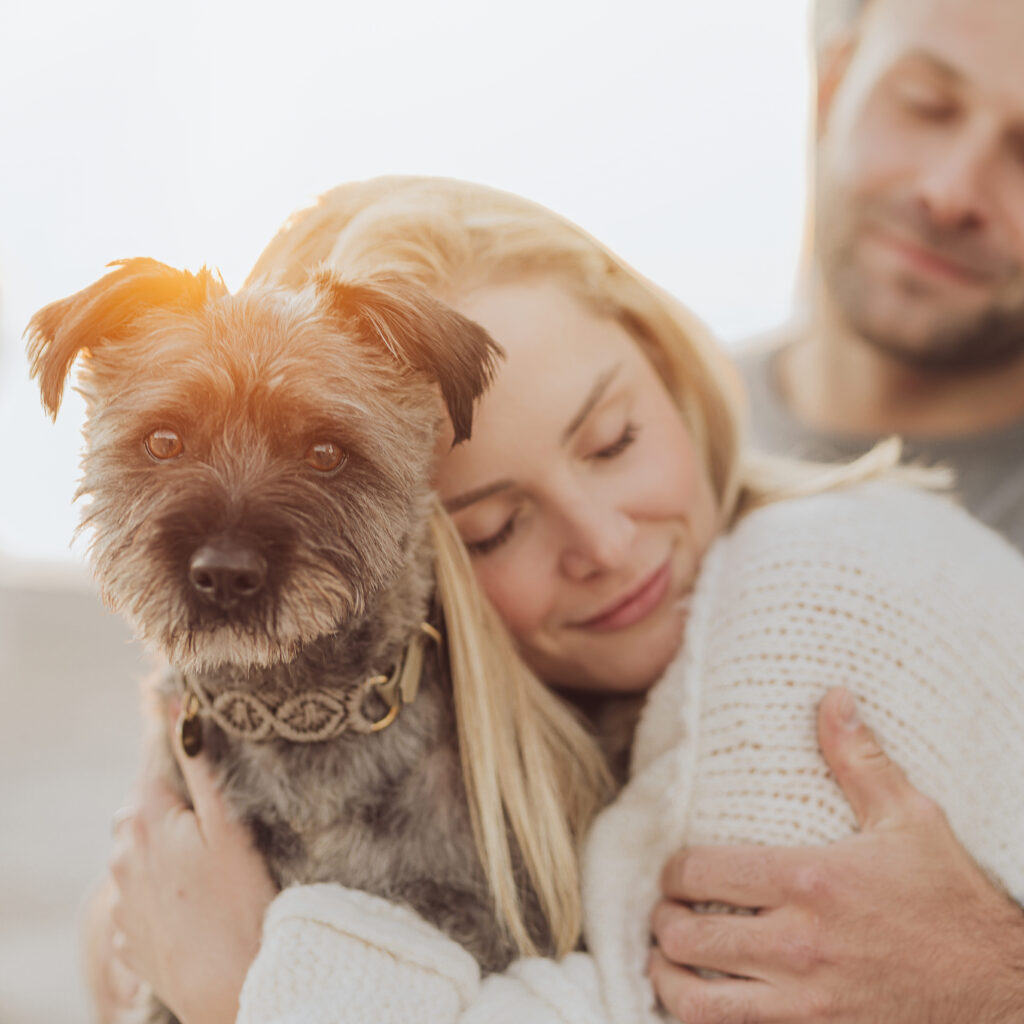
[167,708,236,842]
[80,876,141,1020]
[110,926,141,976]
[134,756,192,826]
[165,694,181,726]
[111,805,136,836]
[108,948,142,1006]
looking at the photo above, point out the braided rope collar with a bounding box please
[178,622,441,757]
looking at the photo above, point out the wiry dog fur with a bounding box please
[27,259,548,1021]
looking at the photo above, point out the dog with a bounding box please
[27,258,549,1019]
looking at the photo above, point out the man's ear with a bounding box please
[816,35,857,140]
[25,258,225,419]
[314,270,503,446]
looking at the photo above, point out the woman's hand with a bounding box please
[82,873,143,1023]
[109,709,278,1024]
[648,688,1024,1023]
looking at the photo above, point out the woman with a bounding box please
[102,177,1024,1024]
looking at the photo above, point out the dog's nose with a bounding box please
[188,541,267,609]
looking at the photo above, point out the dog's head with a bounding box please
[26,258,500,671]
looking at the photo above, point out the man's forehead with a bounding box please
[860,0,1024,107]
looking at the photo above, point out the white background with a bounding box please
[0,0,814,564]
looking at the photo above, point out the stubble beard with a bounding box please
[817,190,1024,373]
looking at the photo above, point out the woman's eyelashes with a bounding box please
[465,510,520,557]
[464,422,641,558]
[590,421,639,461]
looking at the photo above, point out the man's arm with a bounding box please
[649,688,1024,1023]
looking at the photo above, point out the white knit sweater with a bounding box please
[238,482,1024,1024]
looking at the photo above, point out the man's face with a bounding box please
[816,0,1024,370]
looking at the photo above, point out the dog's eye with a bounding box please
[305,441,347,473]
[145,429,184,461]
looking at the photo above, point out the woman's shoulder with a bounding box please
[702,478,1024,619]
[728,478,1019,564]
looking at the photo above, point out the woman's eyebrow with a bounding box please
[444,364,621,514]
[900,49,964,86]
[561,364,620,444]
[443,478,515,513]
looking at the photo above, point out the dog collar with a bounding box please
[178,621,442,757]
[361,620,441,731]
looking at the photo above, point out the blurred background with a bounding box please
[0,0,813,1019]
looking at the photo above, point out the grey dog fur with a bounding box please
[27,259,550,1021]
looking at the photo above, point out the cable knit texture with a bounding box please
[239,483,1024,1024]
[238,885,480,1021]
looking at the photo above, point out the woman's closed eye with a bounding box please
[590,421,639,461]
[892,74,958,124]
[464,424,639,557]
[902,91,957,122]
[465,511,520,557]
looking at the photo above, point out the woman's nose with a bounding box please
[558,503,636,580]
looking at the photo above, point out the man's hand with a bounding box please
[648,688,1024,1023]
[108,709,277,1024]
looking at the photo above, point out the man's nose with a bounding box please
[916,129,992,231]
[559,503,636,580]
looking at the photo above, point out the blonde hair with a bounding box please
[247,175,899,956]
[813,0,868,52]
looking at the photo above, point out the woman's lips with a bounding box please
[574,560,672,632]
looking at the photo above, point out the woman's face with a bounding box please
[437,279,719,694]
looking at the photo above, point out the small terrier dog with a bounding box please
[27,258,546,1018]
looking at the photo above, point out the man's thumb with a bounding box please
[818,687,916,830]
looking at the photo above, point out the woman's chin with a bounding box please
[543,603,689,695]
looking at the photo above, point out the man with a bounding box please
[740,0,1024,551]
[648,2,1024,1020]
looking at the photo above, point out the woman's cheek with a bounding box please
[472,555,552,639]
[652,423,717,534]
[625,439,698,521]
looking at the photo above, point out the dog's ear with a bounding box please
[25,258,226,419]
[314,271,503,445]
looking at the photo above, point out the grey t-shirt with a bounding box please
[737,343,1024,554]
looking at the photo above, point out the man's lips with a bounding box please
[868,225,996,287]
[573,560,672,632]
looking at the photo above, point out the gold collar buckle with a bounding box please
[367,621,441,733]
